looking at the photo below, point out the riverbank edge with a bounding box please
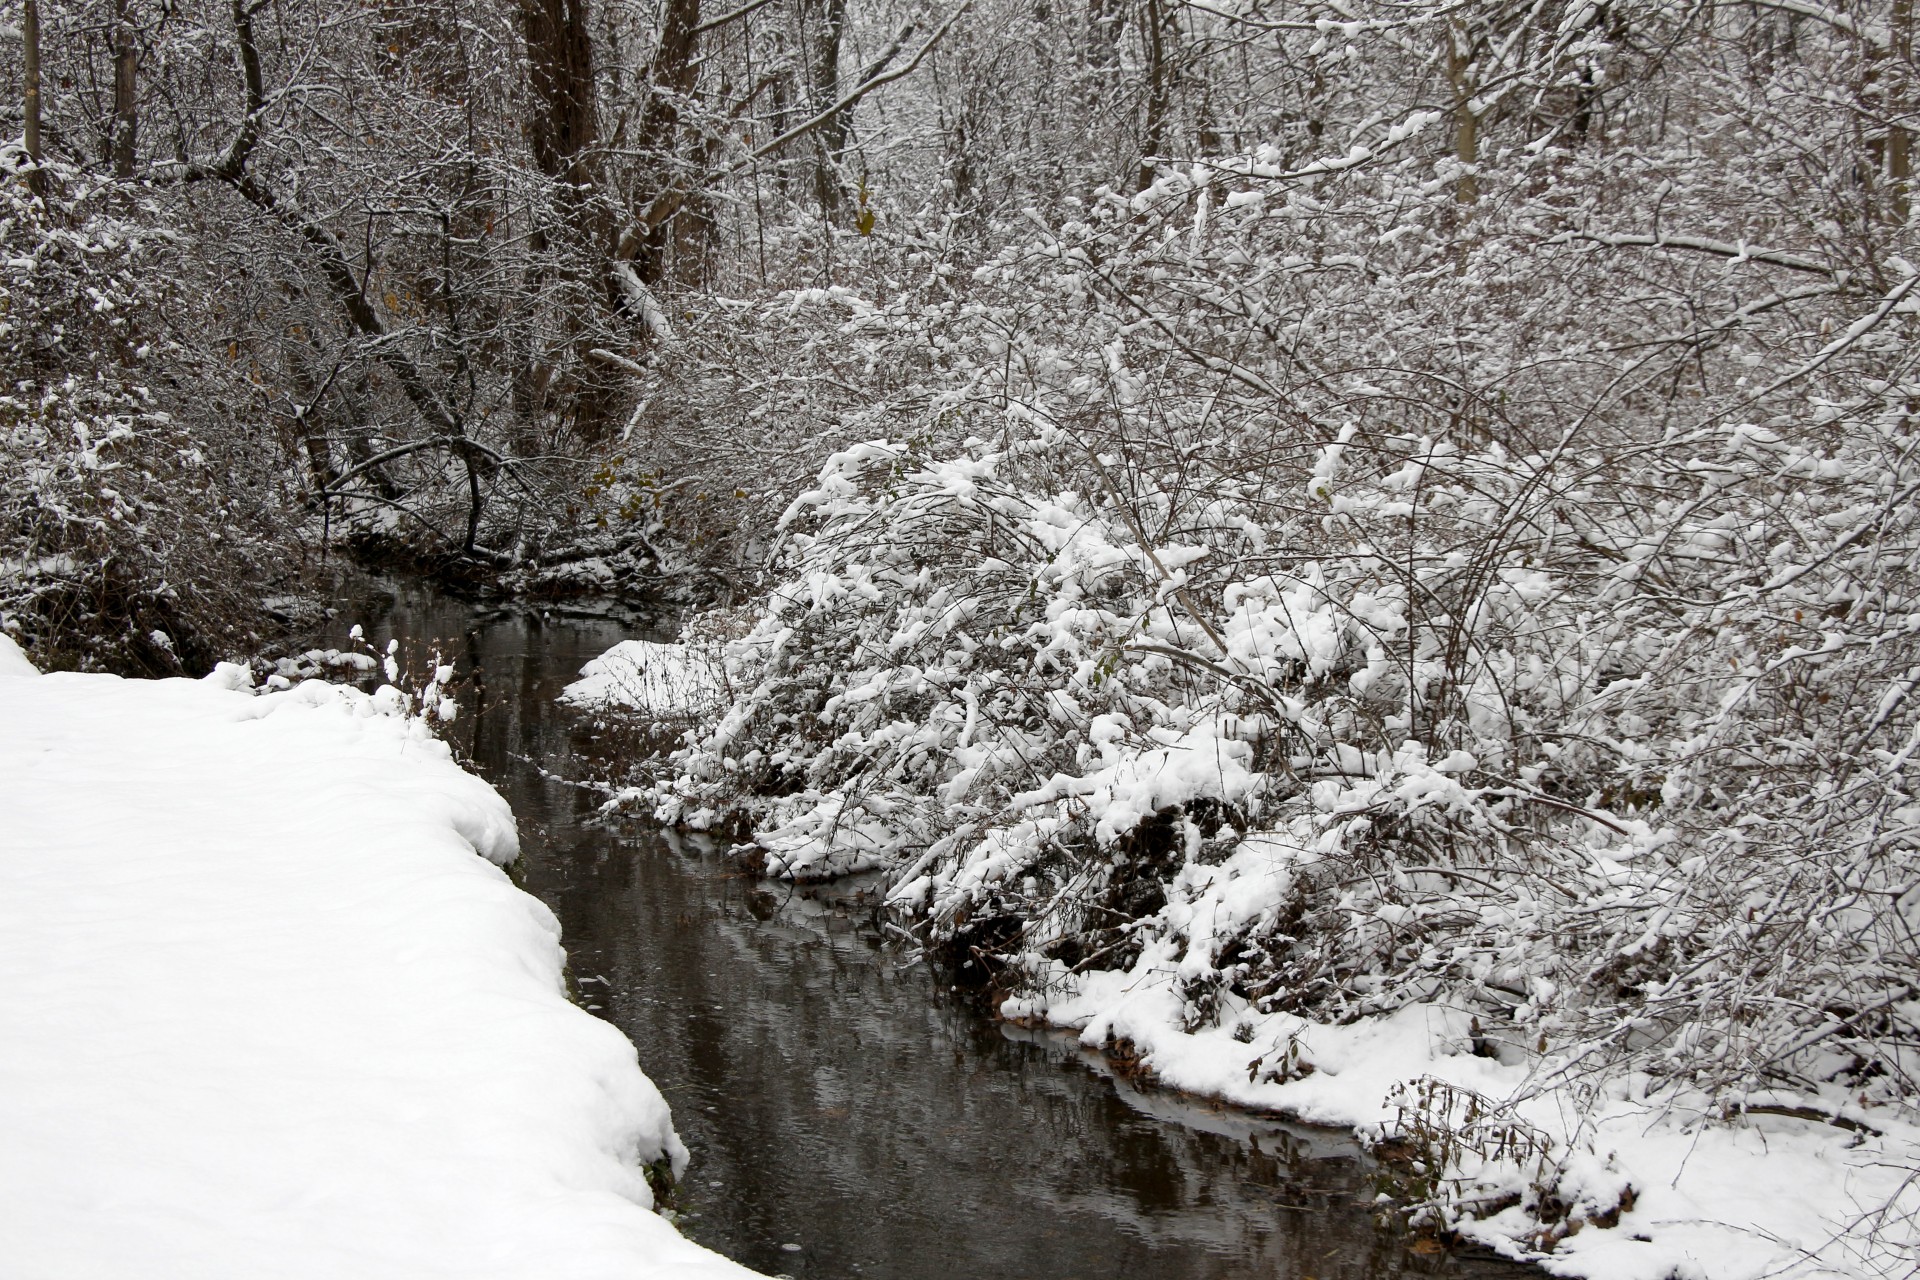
[558,624,1920,1280]
[0,640,760,1279]
[719,838,1920,1280]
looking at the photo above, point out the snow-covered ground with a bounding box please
[1013,973,1920,1280]
[0,636,757,1280]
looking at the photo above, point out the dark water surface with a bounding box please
[328,580,1520,1280]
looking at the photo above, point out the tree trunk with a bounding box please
[519,0,599,195]
[620,0,702,288]
[807,0,848,215]
[517,0,613,440]
[1893,0,1913,223]
[1087,0,1122,68]
[1139,0,1170,192]
[112,0,137,179]
[1448,20,1479,207]
[23,0,44,197]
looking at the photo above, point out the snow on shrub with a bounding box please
[629,79,1920,1264]
[656,423,1671,1027]
[1,157,279,673]
[562,638,728,718]
[642,395,1919,1251]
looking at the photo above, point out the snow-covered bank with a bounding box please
[585,425,1920,1279]
[0,637,756,1280]
[1016,974,1920,1280]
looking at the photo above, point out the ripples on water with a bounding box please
[326,580,1522,1280]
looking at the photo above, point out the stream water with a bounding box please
[325,579,1521,1280]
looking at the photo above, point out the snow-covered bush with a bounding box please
[646,388,1919,1250]
[656,151,1919,1086]
[631,40,1920,1248]
[1,162,280,672]
[660,396,1913,1082]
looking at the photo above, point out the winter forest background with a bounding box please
[5,0,1920,1267]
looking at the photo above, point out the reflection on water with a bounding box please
[324,579,1521,1280]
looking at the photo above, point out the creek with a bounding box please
[326,578,1520,1280]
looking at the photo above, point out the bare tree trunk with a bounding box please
[290,356,339,504]
[620,0,702,287]
[519,0,599,195]
[112,0,137,179]
[1893,0,1913,222]
[766,27,794,197]
[517,0,614,441]
[1448,20,1479,207]
[23,0,44,198]
[1139,0,1170,192]
[807,0,848,215]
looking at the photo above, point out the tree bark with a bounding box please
[1448,20,1479,206]
[1087,0,1122,69]
[619,0,702,287]
[807,0,848,214]
[516,0,616,441]
[112,0,138,179]
[519,0,599,194]
[23,0,44,197]
[1139,0,1170,192]
[1893,0,1913,222]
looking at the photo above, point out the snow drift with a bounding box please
[0,636,756,1280]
